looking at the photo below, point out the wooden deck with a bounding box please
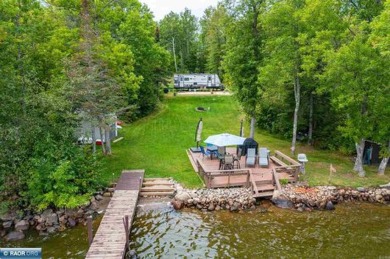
[188,148,300,198]
[85,170,144,259]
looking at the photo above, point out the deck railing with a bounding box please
[272,168,282,191]
[271,150,301,182]
[197,159,251,189]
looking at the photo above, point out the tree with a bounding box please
[159,9,199,73]
[0,0,99,210]
[223,0,264,138]
[324,29,386,177]
[200,4,229,76]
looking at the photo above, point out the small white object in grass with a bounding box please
[113,137,124,143]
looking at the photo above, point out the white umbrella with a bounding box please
[204,133,246,147]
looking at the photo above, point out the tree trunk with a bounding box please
[99,126,106,154]
[378,141,390,175]
[353,138,365,177]
[249,117,256,139]
[291,74,301,156]
[308,92,313,145]
[91,126,96,154]
[104,124,112,155]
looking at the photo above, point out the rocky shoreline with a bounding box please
[0,188,114,242]
[172,188,256,212]
[3,183,389,242]
[272,184,390,211]
[172,184,390,212]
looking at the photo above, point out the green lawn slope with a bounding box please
[100,95,389,188]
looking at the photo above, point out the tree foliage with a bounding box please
[0,0,170,212]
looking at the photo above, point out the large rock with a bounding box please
[95,194,103,201]
[5,231,25,241]
[171,200,183,210]
[15,220,29,231]
[207,203,215,211]
[325,201,335,210]
[41,209,53,218]
[0,212,17,222]
[271,196,294,209]
[174,192,191,202]
[67,218,77,227]
[42,212,58,226]
[89,201,99,211]
[2,221,13,229]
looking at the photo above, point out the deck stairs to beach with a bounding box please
[140,178,176,197]
[251,178,275,198]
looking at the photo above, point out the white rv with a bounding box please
[174,74,224,90]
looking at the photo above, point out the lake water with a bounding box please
[130,202,390,258]
[1,202,389,258]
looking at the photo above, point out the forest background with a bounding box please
[0,0,389,212]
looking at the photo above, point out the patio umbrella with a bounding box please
[204,133,246,147]
[195,118,203,148]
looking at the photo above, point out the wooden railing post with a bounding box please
[87,216,93,246]
[123,215,129,245]
[246,170,250,188]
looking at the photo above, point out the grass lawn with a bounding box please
[100,95,390,188]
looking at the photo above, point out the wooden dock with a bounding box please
[85,170,144,259]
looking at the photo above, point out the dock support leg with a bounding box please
[123,215,129,245]
[87,216,93,245]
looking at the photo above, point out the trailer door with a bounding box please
[180,75,184,87]
[207,75,212,87]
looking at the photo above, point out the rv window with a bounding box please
[184,78,189,81]
[208,76,212,80]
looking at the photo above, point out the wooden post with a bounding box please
[139,177,142,190]
[87,216,93,246]
[123,215,129,245]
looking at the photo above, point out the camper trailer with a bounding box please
[173,74,224,90]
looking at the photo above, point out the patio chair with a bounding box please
[223,154,234,170]
[200,146,211,159]
[258,147,269,168]
[246,148,256,167]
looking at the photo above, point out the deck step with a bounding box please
[255,184,275,192]
[255,179,273,185]
[253,191,274,198]
[270,156,288,167]
[140,191,175,197]
[144,178,171,181]
[142,181,173,186]
[141,186,175,192]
